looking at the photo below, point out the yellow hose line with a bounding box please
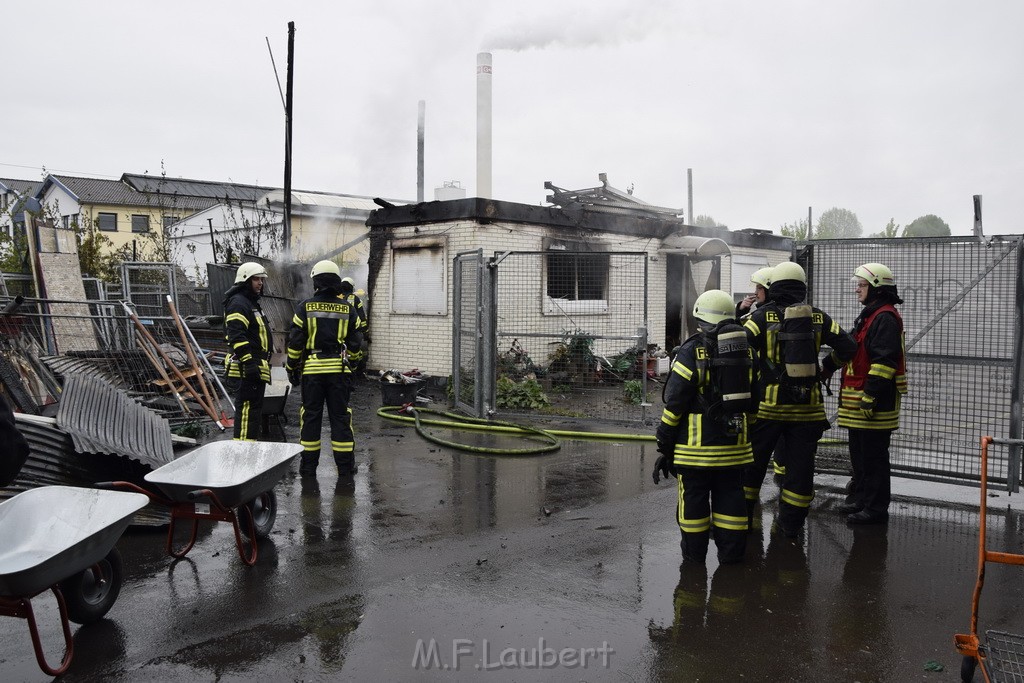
[376,406,655,441]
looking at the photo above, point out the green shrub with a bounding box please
[496,376,550,410]
[623,379,648,405]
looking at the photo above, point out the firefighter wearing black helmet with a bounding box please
[822,262,907,524]
[653,289,755,565]
[742,262,856,537]
[223,262,272,441]
[286,260,363,477]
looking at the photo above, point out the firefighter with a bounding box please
[736,266,773,319]
[742,261,856,537]
[339,276,368,376]
[286,260,363,477]
[223,262,272,441]
[822,262,906,524]
[654,289,754,564]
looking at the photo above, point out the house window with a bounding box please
[131,215,150,233]
[391,238,447,315]
[544,247,610,315]
[97,212,117,232]
[162,215,179,230]
[731,254,769,301]
[62,215,70,229]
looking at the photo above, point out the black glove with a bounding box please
[860,395,876,419]
[243,362,261,381]
[652,453,676,484]
[287,368,301,387]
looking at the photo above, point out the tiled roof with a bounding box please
[121,173,274,203]
[0,178,42,195]
[47,175,217,212]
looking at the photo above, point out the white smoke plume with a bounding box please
[481,1,675,52]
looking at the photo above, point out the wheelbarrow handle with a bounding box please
[97,481,172,507]
[186,488,230,512]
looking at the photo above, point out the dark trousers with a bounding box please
[299,373,355,472]
[744,419,826,531]
[233,378,266,441]
[677,467,748,564]
[847,428,892,515]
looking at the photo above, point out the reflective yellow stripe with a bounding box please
[868,363,896,379]
[226,312,249,326]
[712,512,748,531]
[330,440,354,452]
[672,361,693,380]
[743,486,760,501]
[780,488,814,507]
[661,408,681,427]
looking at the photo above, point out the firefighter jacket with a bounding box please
[743,299,856,423]
[344,293,368,362]
[836,302,907,430]
[656,332,754,469]
[286,289,362,376]
[223,284,271,382]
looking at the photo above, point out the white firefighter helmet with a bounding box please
[693,289,735,325]
[852,262,895,287]
[310,260,341,278]
[234,262,268,284]
[772,261,807,284]
[750,267,773,289]
[341,276,355,286]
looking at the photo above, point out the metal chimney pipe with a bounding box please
[417,100,425,203]
[476,52,492,199]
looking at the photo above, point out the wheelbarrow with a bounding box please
[0,486,148,676]
[105,441,301,566]
[954,436,1024,682]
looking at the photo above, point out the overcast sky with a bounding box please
[3,1,1021,237]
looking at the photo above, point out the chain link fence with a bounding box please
[492,251,651,424]
[801,236,1023,490]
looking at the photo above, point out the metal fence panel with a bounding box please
[802,236,1023,490]
[453,250,483,416]
[493,251,650,424]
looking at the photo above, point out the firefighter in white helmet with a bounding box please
[223,262,272,441]
[735,266,773,320]
[741,261,856,537]
[285,260,363,477]
[654,289,755,565]
[821,262,906,524]
[339,276,369,376]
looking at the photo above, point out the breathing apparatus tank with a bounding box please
[710,322,753,435]
[778,304,817,385]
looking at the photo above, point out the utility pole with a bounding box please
[807,206,812,239]
[208,217,217,264]
[687,168,693,223]
[283,21,295,253]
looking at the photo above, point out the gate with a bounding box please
[453,250,485,417]
[801,236,1024,491]
[490,251,650,425]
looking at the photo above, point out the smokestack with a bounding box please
[476,52,492,199]
[417,100,425,203]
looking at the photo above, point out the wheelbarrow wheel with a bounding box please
[961,654,977,682]
[59,547,124,625]
[241,490,277,540]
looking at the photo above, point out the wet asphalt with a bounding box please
[2,381,1024,682]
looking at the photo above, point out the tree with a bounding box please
[815,207,863,239]
[868,218,900,238]
[780,218,809,240]
[692,214,727,229]
[902,214,950,237]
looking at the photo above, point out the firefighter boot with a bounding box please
[299,453,319,477]
[334,451,358,476]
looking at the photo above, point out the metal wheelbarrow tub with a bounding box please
[0,486,148,676]
[0,486,148,598]
[133,441,302,565]
[145,440,302,509]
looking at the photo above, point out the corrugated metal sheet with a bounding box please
[56,374,174,468]
[2,415,168,526]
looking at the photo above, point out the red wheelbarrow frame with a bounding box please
[103,481,263,566]
[953,435,1024,682]
[0,583,76,675]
